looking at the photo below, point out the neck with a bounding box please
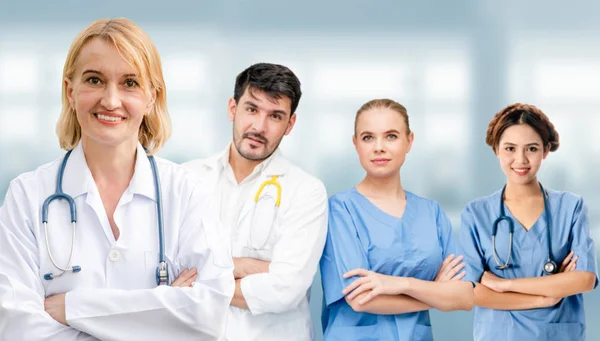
[228,143,263,184]
[504,178,542,200]
[81,137,137,187]
[357,172,404,199]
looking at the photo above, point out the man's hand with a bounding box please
[44,294,67,325]
[233,257,270,279]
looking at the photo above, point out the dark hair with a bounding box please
[233,63,302,114]
[354,99,411,136]
[486,103,560,153]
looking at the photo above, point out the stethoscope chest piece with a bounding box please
[544,260,558,275]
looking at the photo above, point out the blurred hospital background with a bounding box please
[1,1,600,340]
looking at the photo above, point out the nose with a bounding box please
[251,113,267,133]
[374,137,385,154]
[100,83,121,111]
[515,148,528,164]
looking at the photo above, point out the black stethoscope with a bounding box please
[41,149,169,285]
[491,182,558,275]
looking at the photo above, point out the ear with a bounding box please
[284,113,297,136]
[406,132,415,153]
[146,89,157,115]
[543,143,550,159]
[227,97,237,123]
[352,134,358,149]
[64,77,75,110]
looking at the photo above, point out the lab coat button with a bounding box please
[109,250,121,262]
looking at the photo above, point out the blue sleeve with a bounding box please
[459,205,486,283]
[319,198,370,307]
[435,203,458,259]
[569,197,599,288]
[436,203,473,286]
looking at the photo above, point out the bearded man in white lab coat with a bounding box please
[184,63,328,341]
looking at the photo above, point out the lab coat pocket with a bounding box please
[40,263,82,297]
[246,195,278,251]
[546,322,584,341]
[413,324,434,341]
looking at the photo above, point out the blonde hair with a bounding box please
[354,98,411,135]
[56,18,171,154]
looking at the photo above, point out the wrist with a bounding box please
[233,258,246,279]
[395,277,412,295]
[502,278,514,292]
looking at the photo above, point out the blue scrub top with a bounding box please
[459,188,599,341]
[320,188,460,341]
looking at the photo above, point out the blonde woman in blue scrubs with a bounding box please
[459,103,598,341]
[320,99,474,341]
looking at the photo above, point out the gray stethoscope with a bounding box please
[41,149,169,285]
[491,182,558,275]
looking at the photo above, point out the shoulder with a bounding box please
[280,157,327,198]
[181,155,219,175]
[406,190,443,211]
[153,156,207,196]
[8,156,63,194]
[462,189,502,216]
[546,188,585,212]
[547,188,582,202]
[327,188,359,211]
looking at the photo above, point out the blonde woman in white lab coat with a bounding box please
[0,18,234,341]
[184,63,328,341]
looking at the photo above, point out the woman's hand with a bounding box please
[170,268,198,287]
[435,254,466,282]
[559,251,577,273]
[342,268,407,304]
[481,271,510,292]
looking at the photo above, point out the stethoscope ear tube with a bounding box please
[148,154,169,286]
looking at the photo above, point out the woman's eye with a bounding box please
[125,79,139,88]
[87,77,101,85]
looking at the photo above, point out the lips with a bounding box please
[247,137,264,144]
[512,168,530,176]
[94,112,125,124]
[371,158,391,165]
[243,133,267,145]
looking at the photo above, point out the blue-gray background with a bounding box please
[1,1,599,340]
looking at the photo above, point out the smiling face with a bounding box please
[496,123,549,185]
[65,38,155,150]
[229,87,296,162]
[353,107,414,179]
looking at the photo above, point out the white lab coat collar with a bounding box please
[61,142,156,201]
[208,143,290,178]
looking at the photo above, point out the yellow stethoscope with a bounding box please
[246,175,282,251]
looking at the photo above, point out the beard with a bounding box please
[233,130,283,161]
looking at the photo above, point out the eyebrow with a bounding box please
[360,129,402,136]
[243,100,289,117]
[81,69,138,78]
[502,142,541,146]
[82,69,102,76]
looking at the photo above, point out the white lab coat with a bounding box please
[184,146,328,341]
[0,142,234,341]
